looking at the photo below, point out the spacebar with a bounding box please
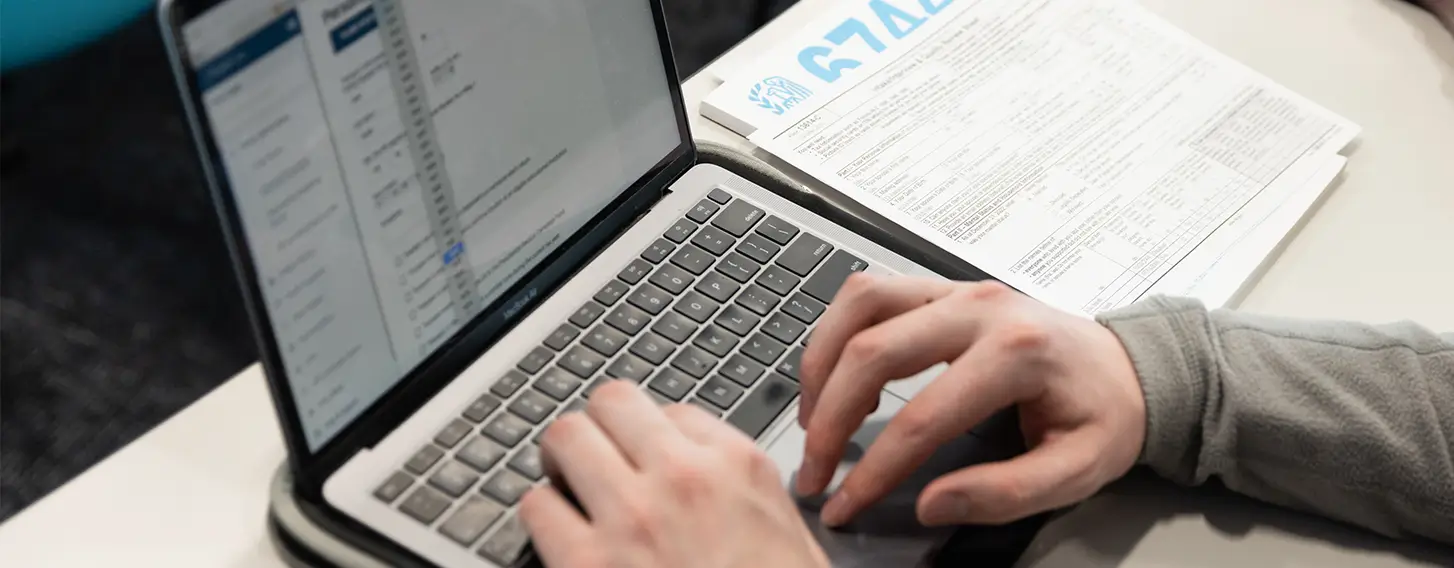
[726,374,799,439]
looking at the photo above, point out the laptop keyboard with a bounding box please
[371,188,869,565]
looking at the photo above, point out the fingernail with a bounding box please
[821,490,854,527]
[920,493,970,526]
[795,458,822,496]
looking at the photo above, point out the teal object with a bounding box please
[1,0,153,72]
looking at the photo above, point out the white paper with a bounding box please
[748,0,1359,315]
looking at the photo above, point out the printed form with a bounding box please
[744,0,1358,314]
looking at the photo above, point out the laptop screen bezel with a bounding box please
[160,0,696,491]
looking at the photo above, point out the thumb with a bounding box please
[916,431,1105,526]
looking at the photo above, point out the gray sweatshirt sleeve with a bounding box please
[1095,296,1454,545]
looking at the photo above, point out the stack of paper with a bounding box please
[703,0,1358,315]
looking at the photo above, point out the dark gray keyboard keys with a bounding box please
[593,279,630,305]
[477,514,530,565]
[777,347,805,382]
[742,334,787,366]
[694,271,740,303]
[508,445,544,480]
[692,325,739,358]
[481,470,532,505]
[581,324,629,357]
[515,348,553,375]
[687,199,720,223]
[627,284,672,315]
[428,460,480,497]
[707,188,732,204]
[461,393,502,423]
[534,368,582,401]
[648,264,693,294]
[569,301,607,327]
[456,437,508,472]
[491,370,530,398]
[757,265,801,296]
[651,311,698,344]
[761,313,808,345]
[642,239,675,264]
[564,398,588,413]
[736,234,780,264]
[542,324,579,351]
[664,218,698,243]
[629,332,675,365]
[776,234,832,278]
[669,245,714,275]
[405,445,445,475]
[508,390,557,424]
[698,376,745,409]
[801,250,869,303]
[715,252,761,283]
[736,284,780,316]
[604,353,652,382]
[440,496,505,546]
[649,368,696,401]
[755,216,800,245]
[434,418,472,449]
[673,291,719,323]
[691,225,734,256]
[720,354,766,387]
[671,345,719,379]
[559,346,606,378]
[617,258,652,284]
[605,304,650,335]
[400,486,451,524]
[374,471,413,504]
[726,374,799,439]
[483,413,532,447]
[714,304,761,336]
[783,293,826,324]
[712,200,765,237]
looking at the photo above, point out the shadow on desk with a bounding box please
[1016,470,1454,568]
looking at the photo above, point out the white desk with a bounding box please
[2,0,1451,566]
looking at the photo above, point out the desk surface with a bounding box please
[2,0,1452,566]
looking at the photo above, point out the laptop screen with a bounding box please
[181,0,682,450]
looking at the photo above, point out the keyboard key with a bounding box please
[617,258,652,284]
[673,291,720,323]
[627,284,672,315]
[691,225,734,256]
[559,346,606,378]
[482,471,532,505]
[405,445,445,475]
[582,324,629,357]
[594,279,630,306]
[782,293,827,324]
[694,271,741,303]
[762,313,808,345]
[483,413,532,447]
[689,398,724,417]
[698,377,745,409]
[801,251,869,304]
[542,324,579,351]
[629,332,676,365]
[374,471,413,504]
[755,216,801,245]
[456,437,508,472]
[707,188,732,204]
[477,514,530,565]
[670,245,714,275]
[648,264,694,294]
[664,218,699,243]
[742,334,787,366]
[757,265,801,296]
[491,370,530,398]
[735,284,781,316]
[712,200,766,237]
[508,390,558,424]
[720,354,766,387]
[434,418,472,449]
[440,496,505,546]
[777,347,805,381]
[715,252,761,283]
[400,486,451,524]
[736,234,781,264]
[671,345,719,379]
[727,374,799,439]
[714,305,761,336]
[515,348,553,375]
[569,301,607,327]
[429,460,481,497]
[462,393,503,423]
[642,238,675,264]
[534,368,583,401]
[564,398,588,413]
[776,233,833,277]
[687,199,721,223]
[692,325,739,357]
[649,368,696,401]
[604,353,653,382]
[651,311,698,344]
[507,445,544,480]
[605,304,650,335]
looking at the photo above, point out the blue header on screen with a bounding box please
[196,11,302,92]
[330,7,377,53]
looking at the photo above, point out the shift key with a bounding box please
[776,234,832,277]
[726,374,799,439]
[800,251,869,304]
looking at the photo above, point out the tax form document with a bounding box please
[742,0,1359,314]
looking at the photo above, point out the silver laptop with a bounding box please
[160,0,1010,565]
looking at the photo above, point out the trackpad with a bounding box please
[762,391,999,567]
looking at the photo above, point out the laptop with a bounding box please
[160,0,1014,565]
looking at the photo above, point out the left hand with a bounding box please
[519,380,830,568]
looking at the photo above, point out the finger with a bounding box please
[585,380,688,464]
[819,340,1039,526]
[797,294,981,495]
[540,411,639,516]
[519,486,595,567]
[663,403,751,447]
[800,275,958,423]
[916,429,1106,526]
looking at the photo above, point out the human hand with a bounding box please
[796,275,1146,527]
[520,381,830,568]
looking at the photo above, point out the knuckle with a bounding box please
[958,280,1010,302]
[838,272,878,301]
[891,407,941,446]
[616,500,663,545]
[996,321,1051,353]
[843,334,888,364]
[662,453,715,497]
[737,443,780,480]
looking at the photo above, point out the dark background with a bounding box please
[0,0,795,522]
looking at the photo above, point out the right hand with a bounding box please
[795,275,1147,527]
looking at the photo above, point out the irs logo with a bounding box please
[747,76,813,116]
